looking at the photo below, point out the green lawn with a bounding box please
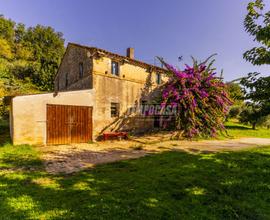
[0,143,270,219]
[1,119,270,219]
[225,121,270,138]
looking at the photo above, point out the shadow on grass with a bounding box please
[225,125,253,130]
[0,145,43,171]
[0,146,270,219]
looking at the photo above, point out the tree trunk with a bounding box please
[252,122,256,130]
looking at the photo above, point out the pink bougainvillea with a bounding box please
[159,56,233,138]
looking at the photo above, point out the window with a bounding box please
[111,102,120,117]
[111,61,119,76]
[156,73,161,85]
[65,73,69,88]
[79,62,84,79]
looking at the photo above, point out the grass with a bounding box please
[225,121,270,138]
[1,144,270,219]
[0,119,270,219]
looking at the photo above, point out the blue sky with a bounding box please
[0,0,269,81]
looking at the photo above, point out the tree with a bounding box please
[226,83,243,106]
[13,23,33,60]
[22,25,65,90]
[0,38,13,59]
[228,106,242,119]
[0,15,65,119]
[0,15,15,43]
[0,81,8,120]
[257,114,270,129]
[239,104,262,129]
[0,16,65,91]
[14,23,26,43]
[225,83,243,119]
[244,0,270,65]
[241,72,270,110]
[241,0,270,124]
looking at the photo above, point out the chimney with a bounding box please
[126,47,134,59]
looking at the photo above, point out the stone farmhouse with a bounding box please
[10,43,167,145]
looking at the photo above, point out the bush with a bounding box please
[159,56,233,138]
[257,115,270,129]
[228,105,242,119]
[0,102,9,120]
[0,119,9,135]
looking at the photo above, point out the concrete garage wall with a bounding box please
[11,89,95,145]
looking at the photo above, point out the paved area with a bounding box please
[39,137,270,174]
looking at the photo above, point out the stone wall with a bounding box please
[92,56,164,137]
[54,44,166,138]
[55,45,93,91]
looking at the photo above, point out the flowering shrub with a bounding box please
[159,56,233,138]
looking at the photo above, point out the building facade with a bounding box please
[55,43,166,137]
[10,43,167,145]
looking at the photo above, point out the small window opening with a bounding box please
[111,61,119,76]
[79,62,84,79]
[65,73,69,88]
[111,102,120,117]
[156,73,161,84]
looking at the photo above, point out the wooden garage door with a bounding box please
[47,104,93,145]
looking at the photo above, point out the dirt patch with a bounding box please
[39,137,270,174]
[43,148,148,174]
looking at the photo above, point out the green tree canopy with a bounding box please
[244,0,270,65]
[0,15,65,92]
[0,38,13,59]
[0,15,65,119]
[226,82,244,106]
[22,25,65,90]
[241,0,270,125]
[0,15,15,43]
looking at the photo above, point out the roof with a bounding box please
[68,42,167,73]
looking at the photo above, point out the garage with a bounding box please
[47,104,93,145]
[10,89,95,145]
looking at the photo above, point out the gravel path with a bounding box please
[39,137,270,174]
